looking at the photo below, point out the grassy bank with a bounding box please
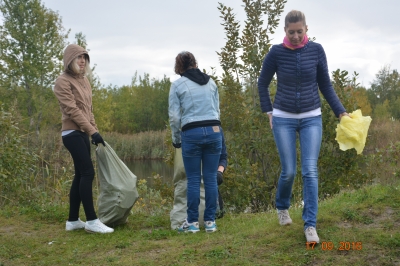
[1,181,399,266]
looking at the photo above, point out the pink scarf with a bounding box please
[283,34,308,50]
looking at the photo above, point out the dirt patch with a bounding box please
[337,207,399,229]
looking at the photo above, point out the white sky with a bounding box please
[41,0,399,88]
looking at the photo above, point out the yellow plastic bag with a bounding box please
[335,109,372,154]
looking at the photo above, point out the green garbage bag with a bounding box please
[170,149,206,229]
[96,142,139,226]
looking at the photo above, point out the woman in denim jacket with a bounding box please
[168,51,222,233]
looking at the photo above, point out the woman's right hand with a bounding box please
[339,112,350,121]
[91,132,105,146]
[268,113,273,129]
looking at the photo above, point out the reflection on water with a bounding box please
[124,159,174,186]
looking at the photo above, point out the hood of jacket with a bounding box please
[63,44,90,72]
[182,68,210,85]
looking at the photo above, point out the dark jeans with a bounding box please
[62,131,97,221]
[181,126,222,223]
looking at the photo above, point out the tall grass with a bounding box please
[364,118,400,152]
[2,103,400,218]
[103,130,168,160]
[362,118,400,185]
[0,118,169,207]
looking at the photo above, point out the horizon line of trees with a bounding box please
[1,0,399,211]
[1,0,399,137]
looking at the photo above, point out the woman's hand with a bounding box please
[91,132,105,146]
[339,112,350,121]
[268,113,273,129]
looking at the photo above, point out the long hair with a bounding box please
[68,54,91,75]
[174,51,197,75]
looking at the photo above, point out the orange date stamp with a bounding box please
[306,241,363,250]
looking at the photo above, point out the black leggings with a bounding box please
[62,131,97,221]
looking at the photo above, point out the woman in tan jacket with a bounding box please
[53,44,113,233]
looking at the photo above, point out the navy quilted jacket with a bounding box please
[258,42,345,117]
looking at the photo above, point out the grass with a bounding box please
[1,182,399,266]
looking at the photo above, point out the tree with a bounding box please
[217,0,286,211]
[353,86,372,115]
[318,69,368,197]
[369,65,400,108]
[0,0,69,134]
[110,73,170,134]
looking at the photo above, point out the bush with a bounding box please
[0,105,38,203]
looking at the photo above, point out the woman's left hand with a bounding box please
[339,112,350,121]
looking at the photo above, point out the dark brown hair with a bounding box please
[284,10,306,28]
[174,51,197,75]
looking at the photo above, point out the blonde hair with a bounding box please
[68,54,91,75]
[285,10,306,28]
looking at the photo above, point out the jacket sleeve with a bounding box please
[87,78,99,133]
[258,46,277,113]
[316,45,346,117]
[215,80,220,119]
[218,127,228,169]
[54,77,98,136]
[168,82,182,144]
[89,107,99,133]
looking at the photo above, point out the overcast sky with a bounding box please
[42,0,399,88]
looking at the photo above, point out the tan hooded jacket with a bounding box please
[53,44,98,136]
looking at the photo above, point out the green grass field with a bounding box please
[1,182,399,266]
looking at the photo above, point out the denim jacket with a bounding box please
[168,76,220,144]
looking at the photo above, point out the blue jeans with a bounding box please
[272,116,322,230]
[181,126,222,223]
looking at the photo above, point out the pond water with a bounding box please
[124,159,174,186]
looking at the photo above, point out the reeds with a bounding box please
[103,130,168,160]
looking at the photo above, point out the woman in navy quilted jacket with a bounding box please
[258,10,348,243]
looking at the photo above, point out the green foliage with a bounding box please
[0,105,37,198]
[352,86,372,115]
[74,32,88,50]
[92,86,115,132]
[368,65,400,119]
[372,100,390,119]
[319,70,370,198]
[217,0,286,212]
[0,0,69,132]
[134,178,172,216]
[111,73,170,133]
[103,130,168,160]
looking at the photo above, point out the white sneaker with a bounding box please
[304,226,319,243]
[204,221,217,233]
[177,220,200,233]
[277,209,292,225]
[66,218,86,231]
[85,219,114,234]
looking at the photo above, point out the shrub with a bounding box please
[0,105,38,204]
